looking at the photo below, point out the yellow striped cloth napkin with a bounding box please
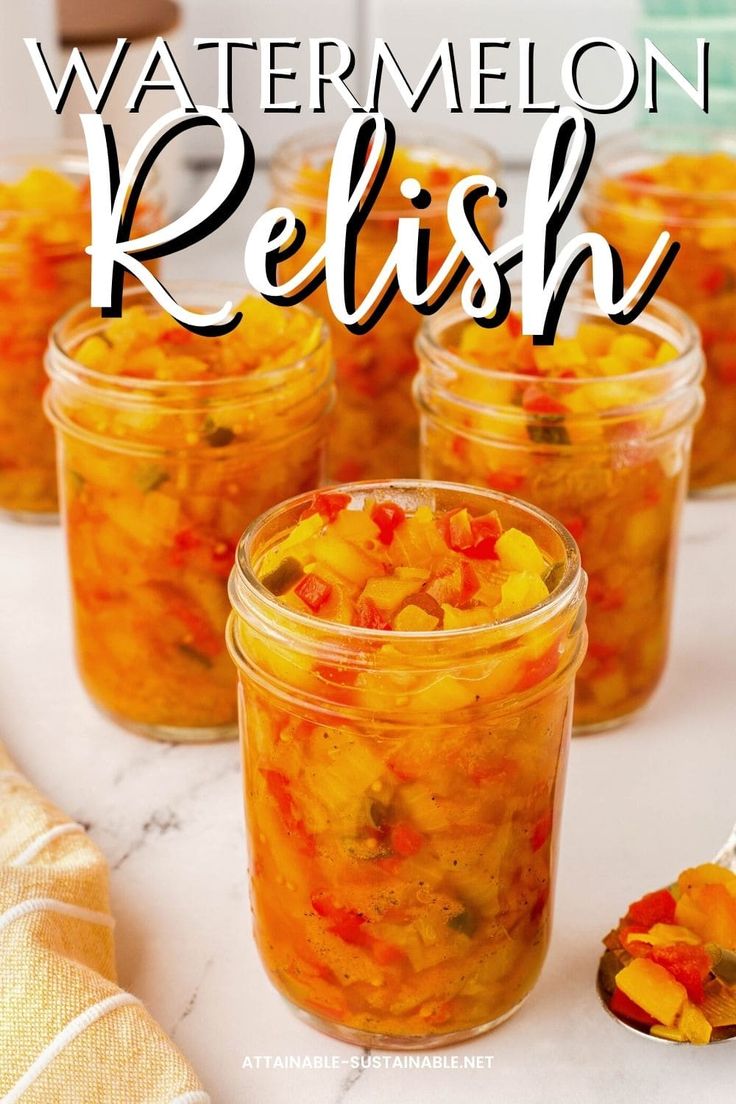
[0,743,210,1104]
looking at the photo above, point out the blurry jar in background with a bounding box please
[582,130,736,495]
[416,290,704,732]
[0,145,163,521]
[270,131,501,482]
[45,287,333,742]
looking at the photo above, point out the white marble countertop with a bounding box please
[1,168,736,1104]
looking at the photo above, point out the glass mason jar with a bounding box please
[582,129,736,494]
[45,286,334,742]
[0,143,162,521]
[415,292,704,732]
[227,481,586,1049]
[270,130,501,482]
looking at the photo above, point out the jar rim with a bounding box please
[229,479,584,646]
[46,281,332,399]
[270,123,501,219]
[583,127,736,215]
[415,286,704,422]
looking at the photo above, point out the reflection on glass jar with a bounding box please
[228,481,586,1048]
[0,143,163,521]
[415,290,703,732]
[582,129,736,495]
[45,286,334,742]
[270,130,501,482]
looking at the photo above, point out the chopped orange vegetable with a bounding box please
[615,959,687,1027]
[606,862,736,1043]
[419,308,699,730]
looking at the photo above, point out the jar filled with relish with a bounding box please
[45,286,334,741]
[0,144,162,520]
[415,289,703,731]
[228,481,586,1047]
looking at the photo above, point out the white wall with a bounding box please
[178,0,641,165]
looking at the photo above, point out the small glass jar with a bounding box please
[45,285,334,742]
[270,130,501,482]
[582,129,736,494]
[415,291,703,732]
[0,143,162,521]
[227,481,586,1049]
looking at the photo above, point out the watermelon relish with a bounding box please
[258,489,556,631]
[45,292,332,739]
[416,299,703,731]
[601,863,736,1044]
[227,484,587,1045]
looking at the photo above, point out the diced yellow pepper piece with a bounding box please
[678,864,736,899]
[678,1001,712,1045]
[610,333,654,362]
[393,605,439,632]
[362,576,427,612]
[410,674,477,712]
[615,958,687,1027]
[676,884,736,947]
[576,322,614,357]
[313,534,378,585]
[496,528,547,575]
[650,1024,686,1042]
[632,924,702,947]
[442,604,495,630]
[495,572,548,619]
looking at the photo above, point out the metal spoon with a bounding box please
[597,821,736,1044]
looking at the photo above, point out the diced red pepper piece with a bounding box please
[370,501,406,545]
[716,359,736,384]
[448,509,474,551]
[561,515,586,542]
[587,578,625,611]
[173,528,201,553]
[516,644,560,692]
[619,925,651,958]
[506,311,522,339]
[311,893,368,945]
[627,888,677,928]
[429,165,452,188]
[165,594,222,659]
[649,944,712,1005]
[530,810,553,852]
[439,510,501,560]
[701,266,727,296]
[610,987,659,1026]
[485,470,525,494]
[160,328,193,346]
[522,385,568,416]
[294,572,332,612]
[459,561,480,603]
[451,435,468,460]
[262,769,314,856]
[354,597,392,630]
[465,514,502,560]
[621,171,655,189]
[371,939,406,966]
[301,491,351,523]
[391,822,424,857]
